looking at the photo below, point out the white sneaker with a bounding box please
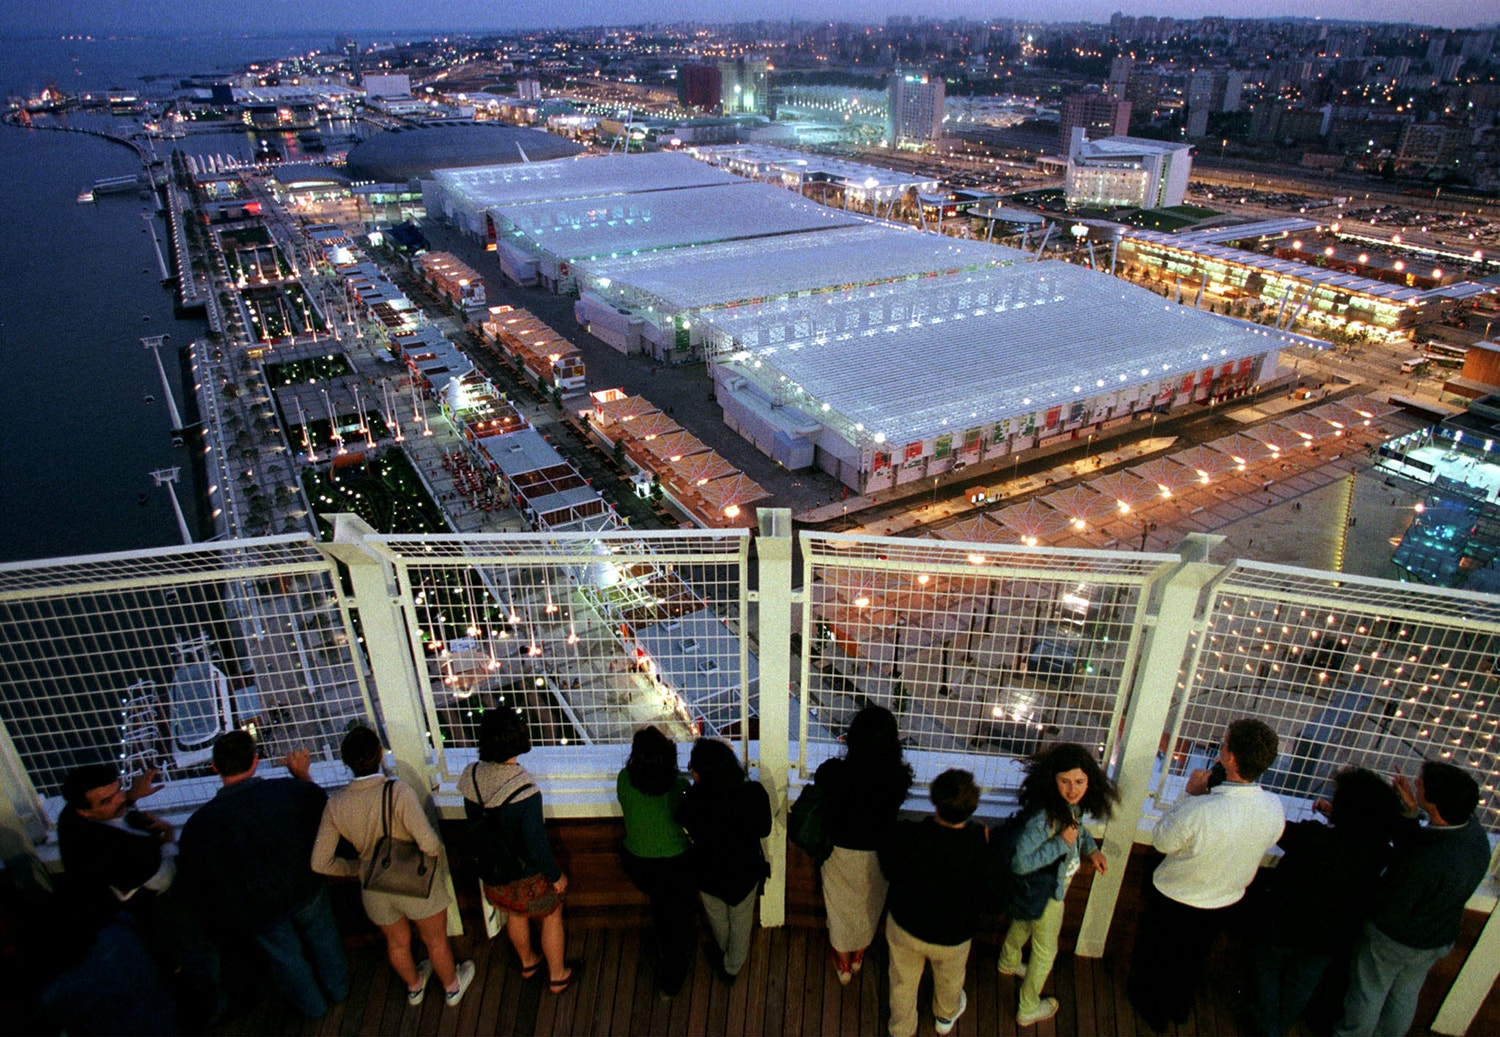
[1017,996,1059,1027]
[998,961,1027,978]
[935,990,968,1036]
[444,960,476,1008]
[407,960,433,1006]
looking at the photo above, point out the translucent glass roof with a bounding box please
[690,144,940,192]
[431,152,740,211]
[573,225,1027,312]
[493,182,865,261]
[707,261,1294,446]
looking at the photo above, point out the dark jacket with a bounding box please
[880,817,999,946]
[56,808,166,926]
[177,776,329,936]
[1260,819,1389,953]
[1370,817,1490,949]
[814,756,911,851]
[677,779,772,903]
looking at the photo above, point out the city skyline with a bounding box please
[3,0,1494,36]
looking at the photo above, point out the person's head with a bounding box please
[625,725,680,796]
[842,705,914,794]
[478,706,532,763]
[1419,761,1480,826]
[688,737,743,792]
[1019,742,1121,828]
[1222,718,1279,782]
[339,725,385,777]
[61,764,127,821]
[931,769,980,825]
[1327,767,1400,842]
[212,730,258,782]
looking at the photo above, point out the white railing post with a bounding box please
[755,508,794,928]
[0,715,42,863]
[1432,887,1500,1035]
[318,514,432,789]
[1075,556,1221,957]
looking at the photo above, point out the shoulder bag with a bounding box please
[362,779,438,899]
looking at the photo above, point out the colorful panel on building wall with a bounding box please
[963,426,982,451]
[1180,374,1195,394]
[904,441,923,463]
[874,451,890,471]
[1045,407,1062,429]
[1238,358,1254,373]
[934,434,953,459]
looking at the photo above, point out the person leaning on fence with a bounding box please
[461,706,580,996]
[1127,718,1285,1034]
[615,725,695,996]
[813,704,914,985]
[877,768,1000,1037]
[998,743,1120,1028]
[1246,767,1400,1037]
[676,738,771,983]
[1334,761,1491,1037]
[311,725,474,1008]
[176,731,349,1019]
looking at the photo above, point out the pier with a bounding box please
[91,173,142,195]
[141,212,170,280]
[165,186,206,311]
[142,334,185,438]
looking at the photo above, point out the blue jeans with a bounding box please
[253,887,350,1018]
[1334,921,1450,1037]
[1251,941,1334,1037]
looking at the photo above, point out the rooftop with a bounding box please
[432,152,740,210]
[705,259,1294,445]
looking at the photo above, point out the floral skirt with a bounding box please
[484,872,561,918]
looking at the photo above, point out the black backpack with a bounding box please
[464,768,536,887]
[988,808,1057,922]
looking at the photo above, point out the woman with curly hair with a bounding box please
[616,725,694,995]
[997,742,1120,1027]
[813,705,914,984]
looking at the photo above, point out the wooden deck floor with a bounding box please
[217,836,1498,1037]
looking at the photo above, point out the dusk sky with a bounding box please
[2,0,1493,35]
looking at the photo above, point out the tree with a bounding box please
[613,439,625,466]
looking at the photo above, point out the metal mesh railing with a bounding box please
[367,530,753,778]
[1166,561,1500,832]
[799,533,1167,794]
[0,537,374,817]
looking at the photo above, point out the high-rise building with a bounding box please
[1185,70,1246,139]
[1107,55,1131,97]
[886,66,945,147]
[719,56,769,115]
[1065,128,1192,209]
[679,63,721,112]
[1058,91,1131,154]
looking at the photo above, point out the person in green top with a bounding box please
[617,725,695,996]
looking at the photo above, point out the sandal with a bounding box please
[520,956,543,980]
[548,960,584,995]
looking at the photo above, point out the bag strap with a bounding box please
[378,779,395,866]
[495,782,535,810]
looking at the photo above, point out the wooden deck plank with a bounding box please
[800,927,826,1037]
[761,926,789,1037]
[627,930,658,1037]
[781,928,807,1037]
[1090,955,1118,1037]
[666,937,703,1036]
[471,936,509,1037]
[859,934,884,1037]
[1073,954,1097,1037]
[611,929,642,1036]
[684,934,714,1037]
[589,927,623,1037]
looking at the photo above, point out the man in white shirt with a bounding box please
[1127,718,1285,1033]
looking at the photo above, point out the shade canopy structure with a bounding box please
[1309,402,1369,430]
[1091,471,1158,508]
[640,430,709,462]
[994,499,1073,540]
[594,394,662,425]
[698,473,769,514]
[1277,412,1341,442]
[1339,395,1401,420]
[1172,445,1241,479]
[627,412,682,440]
[671,451,738,487]
[934,514,1010,544]
[1131,456,1201,493]
[1041,485,1117,524]
[1246,423,1309,454]
[1211,433,1273,467]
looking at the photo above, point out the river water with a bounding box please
[0,32,391,562]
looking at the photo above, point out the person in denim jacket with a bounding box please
[998,743,1120,1027]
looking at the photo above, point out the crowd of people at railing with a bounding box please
[19,703,1493,1037]
[441,448,505,514]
